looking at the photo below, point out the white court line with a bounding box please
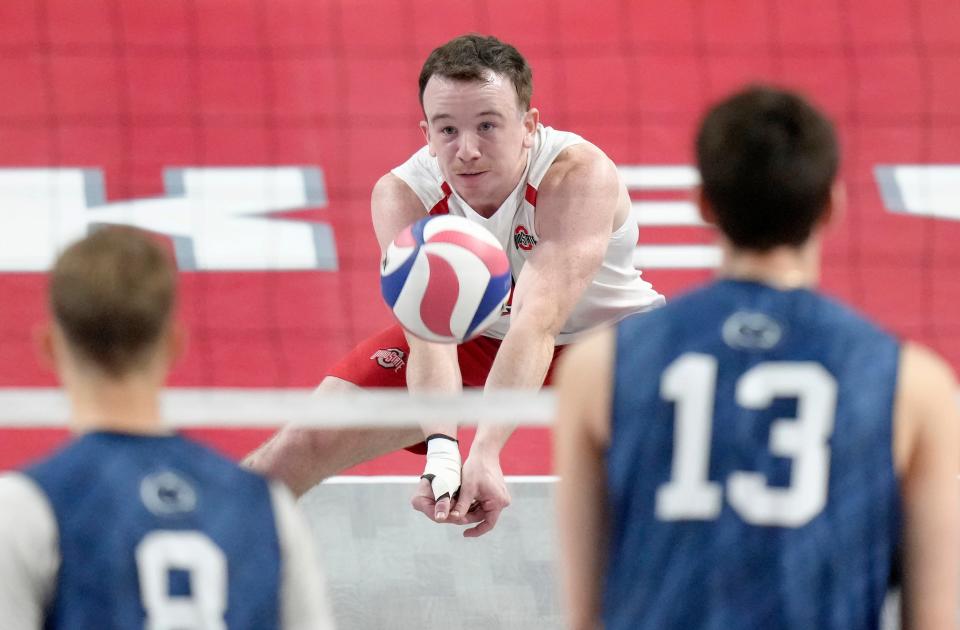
[323,475,557,484]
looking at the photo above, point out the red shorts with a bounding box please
[326,324,567,388]
[326,324,566,454]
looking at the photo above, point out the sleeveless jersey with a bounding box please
[606,279,901,630]
[5,432,319,629]
[391,124,664,344]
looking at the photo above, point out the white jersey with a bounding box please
[0,471,335,630]
[392,124,664,344]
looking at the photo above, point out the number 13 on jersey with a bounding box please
[655,353,838,528]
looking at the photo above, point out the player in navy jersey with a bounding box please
[0,227,334,629]
[554,86,960,629]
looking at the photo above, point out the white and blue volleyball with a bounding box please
[381,215,511,344]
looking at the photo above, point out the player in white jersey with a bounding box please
[246,34,663,535]
[0,228,334,629]
[391,122,657,343]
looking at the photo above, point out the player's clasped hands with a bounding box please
[410,440,511,537]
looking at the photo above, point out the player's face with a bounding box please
[420,72,538,216]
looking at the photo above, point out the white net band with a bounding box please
[0,388,556,428]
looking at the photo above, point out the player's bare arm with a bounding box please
[476,142,624,439]
[372,173,465,521]
[893,342,960,630]
[554,327,614,630]
[371,173,462,402]
[240,174,448,495]
[451,143,626,534]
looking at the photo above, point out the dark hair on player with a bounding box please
[419,34,533,111]
[696,85,839,250]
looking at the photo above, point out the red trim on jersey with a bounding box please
[524,183,538,207]
[429,181,453,215]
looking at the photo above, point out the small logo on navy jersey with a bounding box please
[722,311,783,350]
[371,347,406,372]
[513,225,536,251]
[140,470,198,516]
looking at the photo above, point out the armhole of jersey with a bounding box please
[268,481,335,629]
[526,127,587,190]
[0,473,60,630]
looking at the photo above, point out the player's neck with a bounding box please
[718,238,820,290]
[62,368,168,436]
[460,150,529,217]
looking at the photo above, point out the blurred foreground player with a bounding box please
[0,228,334,629]
[555,86,960,629]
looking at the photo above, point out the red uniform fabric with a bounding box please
[326,324,567,453]
[326,324,567,387]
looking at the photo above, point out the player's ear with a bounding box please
[522,108,539,149]
[695,186,718,226]
[167,321,187,367]
[33,321,57,372]
[419,120,436,157]
[820,180,846,230]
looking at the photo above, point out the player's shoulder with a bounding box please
[0,470,57,549]
[894,341,959,472]
[389,142,438,186]
[0,471,49,509]
[540,130,616,193]
[373,171,420,202]
[547,142,613,178]
[899,341,958,397]
[561,325,616,373]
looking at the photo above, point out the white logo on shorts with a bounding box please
[371,347,406,372]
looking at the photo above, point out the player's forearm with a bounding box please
[406,337,462,438]
[473,321,555,453]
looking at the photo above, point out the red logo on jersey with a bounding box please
[513,225,537,251]
[371,348,406,372]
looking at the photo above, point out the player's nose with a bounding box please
[455,132,481,161]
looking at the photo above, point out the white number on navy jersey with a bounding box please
[655,354,723,519]
[136,531,228,630]
[655,356,838,527]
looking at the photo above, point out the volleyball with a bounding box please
[380,215,511,344]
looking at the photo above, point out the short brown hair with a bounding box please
[418,34,533,111]
[696,85,839,251]
[49,227,177,376]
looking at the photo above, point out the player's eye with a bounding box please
[479,122,495,132]
[440,126,456,136]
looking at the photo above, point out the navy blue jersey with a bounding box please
[24,432,282,630]
[605,279,901,630]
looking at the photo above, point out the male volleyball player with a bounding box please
[246,34,664,535]
[555,86,960,629]
[0,228,334,629]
